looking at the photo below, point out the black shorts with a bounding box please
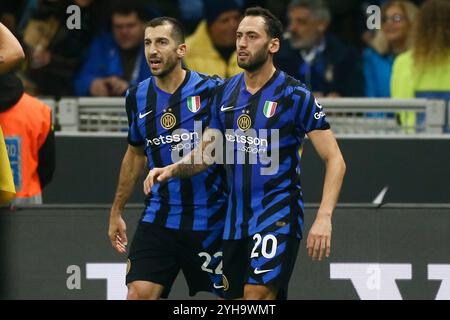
[222,231,300,300]
[126,221,223,298]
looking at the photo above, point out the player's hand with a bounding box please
[143,166,173,195]
[108,213,128,254]
[307,215,332,261]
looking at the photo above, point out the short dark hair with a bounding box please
[110,0,149,22]
[145,17,185,45]
[244,6,283,40]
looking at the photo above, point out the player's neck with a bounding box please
[154,66,186,94]
[243,60,276,95]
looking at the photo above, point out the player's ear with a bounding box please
[177,43,187,58]
[269,38,280,54]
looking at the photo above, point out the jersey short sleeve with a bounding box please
[125,87,145,146]
[201,75,223,129]
[206,79,226,132]
[293,87,330,134]
[208,93,222,131]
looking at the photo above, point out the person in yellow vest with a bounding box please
[184,0,242,78]
[391,0,450,132]
[0,126,15,205]
[0,73,55,205]
[0,22,25,206]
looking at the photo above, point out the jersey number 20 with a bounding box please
[250,234,277,259]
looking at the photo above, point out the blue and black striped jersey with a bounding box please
[126,70,227,231]
[209,70,330,240]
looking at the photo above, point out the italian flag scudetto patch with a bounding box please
[263,101,277,118]
[187,96,201,113]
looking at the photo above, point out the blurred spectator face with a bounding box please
[112,12,145,50]
[287,6,328,50]
[74,0,93,7]
[144,24,185,77]
[209,10,241,48]
[236,16,278,71]
[382,5,410,44]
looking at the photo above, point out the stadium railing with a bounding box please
[52,97,448,134]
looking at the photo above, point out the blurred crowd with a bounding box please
[0,0,449,100]
[1,0,449,205]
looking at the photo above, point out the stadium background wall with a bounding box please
[1,205,449,300]
[43,136,450,204]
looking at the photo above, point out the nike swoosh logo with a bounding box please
[220,105,234,112]
[213,283,224,289]
[254,268,273,275]
[139,110,153,119]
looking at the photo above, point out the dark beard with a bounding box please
[238,43,270,72]
[152,48,179,78]
[155,55,178,78]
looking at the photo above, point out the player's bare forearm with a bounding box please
[143,144,210,194]
[170,127,219,179]
[308,129,346,219]
[144,128,221,194]
[0,23,25,74]
[306,129,345,260]
[171,162,210,179]
[318,151,346,219]
[111,145,146,215]
[170,140,213,178]
[109,145,143,253]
